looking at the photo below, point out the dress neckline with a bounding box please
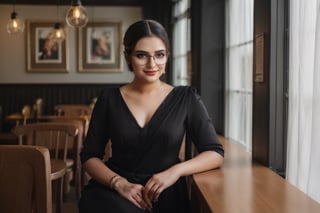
[117,87,176,129]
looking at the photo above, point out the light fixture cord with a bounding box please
[56,0,60,23]
[12,0,16,12]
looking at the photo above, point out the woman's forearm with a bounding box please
[83,157,118,187]
[172,151,223,177]
[83,150,223,186]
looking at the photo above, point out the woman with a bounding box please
[79,19,224,213]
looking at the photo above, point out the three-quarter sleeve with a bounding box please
[186,87,224,157]
[80,89,111,164]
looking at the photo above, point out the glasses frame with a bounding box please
[131,51,168,66]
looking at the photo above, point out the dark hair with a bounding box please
[123,19,170,71]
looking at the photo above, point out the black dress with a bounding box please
[79,86,224,213]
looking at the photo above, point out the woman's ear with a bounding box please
[124,51,130,65]
[124,51,133,71]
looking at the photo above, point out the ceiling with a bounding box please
[1,0,143,6]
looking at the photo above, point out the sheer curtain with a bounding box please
[286,0,320,203]
[225,0,254,151]
[172,0,191,86]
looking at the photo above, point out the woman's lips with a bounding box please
[144,70,157,76]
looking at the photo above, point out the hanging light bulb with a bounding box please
[52,1,65,42]
[66,0,88,28]
[7,10,25,34]
[53,23,66,42]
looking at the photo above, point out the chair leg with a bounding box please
[75,168,81,200]
[56,177,64,213]
[63,170,72,192]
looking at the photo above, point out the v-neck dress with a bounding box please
[79,86,224,213]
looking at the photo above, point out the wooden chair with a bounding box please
[0,145,52,213]
[37,117,87,199]
[21,105,32,125]
[34,98,43,118]
[11,122,80,210]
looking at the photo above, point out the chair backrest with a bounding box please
[34,98,43,118]
[54,104,92,116]
[38,119,86,199]
[0,145,52,213]
[21,105,32,125]
[12,122,79,162]
[41,115,89,137]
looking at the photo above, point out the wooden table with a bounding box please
[191,136,320,213]
[5,113,25,126]
[51,160,66,213]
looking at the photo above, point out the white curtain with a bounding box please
[225,0,253,151]
[172,0,191,86]
[286,0,320,203]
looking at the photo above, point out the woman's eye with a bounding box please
[155,53,165,59]
[136,53,148,59]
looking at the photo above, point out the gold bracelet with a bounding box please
[109,175,121,189]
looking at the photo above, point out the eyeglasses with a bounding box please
[132,51,168,65]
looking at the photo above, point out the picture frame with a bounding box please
[26,20,69,72]
[254,33,265,83]
[78,20,122,72]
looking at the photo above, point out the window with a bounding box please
[225,0,254,151]
[172,0,191,86]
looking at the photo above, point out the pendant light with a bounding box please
[52,0,65,42]
[53,23,66,42]
[66,0,88,28]
[7,0,25,34]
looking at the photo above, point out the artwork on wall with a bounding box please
[26,20,69,72]
[254,32,265,83]
[78,20,122,72]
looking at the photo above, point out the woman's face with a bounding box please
[129,36,167,83]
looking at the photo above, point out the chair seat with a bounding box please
[65,158,74,168]
[50,159,67,181]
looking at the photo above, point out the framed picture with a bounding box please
[254,33,265,83]
[26,20,69,72]
[78,20,122,72]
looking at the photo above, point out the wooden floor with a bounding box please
[60,187,79,213]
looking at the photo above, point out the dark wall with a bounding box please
[191,0,225,134]
[141,0,173,83]
[0,83,121,132]
[252,0,271,166]
[141,0,172,33]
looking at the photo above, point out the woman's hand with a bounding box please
[113,178,149,210]
[143,168,180,208]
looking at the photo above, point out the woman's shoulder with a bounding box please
[174,85,199,96]
[95,87,120,104]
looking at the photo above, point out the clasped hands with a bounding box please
[112,170,180,211]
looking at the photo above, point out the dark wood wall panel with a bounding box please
[191,0,225,134]
[0,83,121,132]
[252,0,271,166]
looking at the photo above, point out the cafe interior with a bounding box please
[1,0,320,213]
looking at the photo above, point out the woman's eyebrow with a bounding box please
[134,49,166,54]
[134,50,148,54]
